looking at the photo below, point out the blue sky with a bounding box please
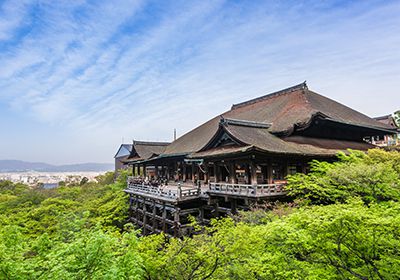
[0,0,399,164]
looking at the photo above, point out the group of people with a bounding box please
[129,176,168,187]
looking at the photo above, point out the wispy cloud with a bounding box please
[0,0,399,163]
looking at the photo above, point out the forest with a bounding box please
[1,148,399,280]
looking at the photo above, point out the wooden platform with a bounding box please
[125,178,287,237]
[208,182,286,198]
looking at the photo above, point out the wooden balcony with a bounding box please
[126,177,287,202]
[208,182,287,198]
[126,178,202,203]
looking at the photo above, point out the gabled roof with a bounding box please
[188,118,375,159]
[374,114,399,128]
[114,144,133,158]
[125,140,170,163]
[163,82,394,156]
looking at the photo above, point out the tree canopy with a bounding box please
[1,150,400,279]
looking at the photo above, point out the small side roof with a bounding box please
[114,144,133,158]
[374,114,399,128]
[125,140,170,163]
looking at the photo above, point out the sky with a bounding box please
[0,0,399,164]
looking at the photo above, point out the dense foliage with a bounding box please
[286,149,400,205]
[1,150,400,279]
[394,110,400,127]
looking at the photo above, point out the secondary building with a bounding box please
[372,114,399,146]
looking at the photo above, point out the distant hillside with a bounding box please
[0,160,114,172]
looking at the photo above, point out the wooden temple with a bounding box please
[124,82,398,237]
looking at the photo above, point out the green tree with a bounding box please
[286,149,400,205]
[393,110,400,127]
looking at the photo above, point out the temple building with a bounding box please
[372,114,399,146]
[123,140,170,176]
[114,144,133,173]
[124,82,398,236]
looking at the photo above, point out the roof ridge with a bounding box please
[231,81,308,110]
[221,117,271,129]
[374,114,392,120]
[133,140,170,146]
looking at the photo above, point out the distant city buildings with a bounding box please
[0,171,106,187]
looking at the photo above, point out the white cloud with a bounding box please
[1,0,400,163]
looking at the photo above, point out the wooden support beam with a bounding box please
[267,162,273,184]
[250,161,258,185]
[162,202,167,232]
[174,208,180,237]
[245,164,251,184]
[199,206,204,223]
[135,195,140,226]
[143,164,147,177]
[154,165,159,179]
[231,199,237,214]
[192,162,196,183]
[204,161,209,184]
[302,162,308,174]
[196,164,200,184]
[152,200,156,232]
[142,199,147,235]
[283,160,288,178]
[182,162,187,182]
[229,161,236,184]
[166,164,170,181]
[214,163,219,183]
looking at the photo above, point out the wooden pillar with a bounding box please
[231,199,237,214]
[229,161,236,184]
[283,160,288,178]
[199,206,204,224]
[196,164,200,183]
[192,162,196,183]
[154,165,159,179]
[214,163,219,183]
[174,208,180,237]
[204,162,209,184]
[182,162,187,181]
[142,199,147,235]
[267,162,273,184]
[245,163,251,184]
[129,194,133,220]
[250,161,257,185]
[143,164,147,177]
[302,162,308,174]
[162,202,167,232]
[135,195,140,225]
[152,200,156,233]
[174,161,178,181]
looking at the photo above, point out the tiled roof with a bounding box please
[163,83,393,156]
[374,114,398,128]
[125,140,170,162]
[114,144,133,158]
[189,120,374,159]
